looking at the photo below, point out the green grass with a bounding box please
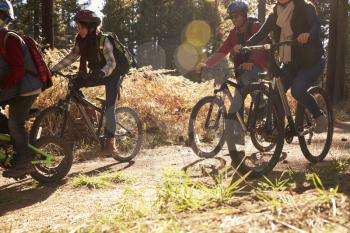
[71,171,131,189]
[74,168,250,232]
[157,168,249,213]
[307,173,339,204]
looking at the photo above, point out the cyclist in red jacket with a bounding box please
[0,0,42,178]
[196,1,268,147]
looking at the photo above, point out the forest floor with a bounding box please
[0,121,349,233]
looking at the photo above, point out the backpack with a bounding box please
[98,32,137,77]
[0,30,53,91]
[236,17,260,63]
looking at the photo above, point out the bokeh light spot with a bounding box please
[185,20,212,47]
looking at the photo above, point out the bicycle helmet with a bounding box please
[74,10,101,25]
[227,1,248,15]
[0,0,14,21]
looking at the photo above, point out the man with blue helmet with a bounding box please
[196,1,269,147]
[196,1,268,75]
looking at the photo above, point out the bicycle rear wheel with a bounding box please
[111,106,143,162]
[188,96,226,158]
[229,84,285,177]
[296,86,333,163]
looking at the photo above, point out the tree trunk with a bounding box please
[326,0,348,103]
[333,0,347,102]
[258,0,266,22]
[41,0,54,47]
[33,0,40,40]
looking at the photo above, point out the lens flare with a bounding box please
[185,20,212,47]
[174,43,200,74]
[137,42,166,69]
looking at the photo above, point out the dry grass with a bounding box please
[34,49,213,148]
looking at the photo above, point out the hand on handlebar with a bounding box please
[233,44,243,54]
[195,62,207,74]
[297,33,310,45]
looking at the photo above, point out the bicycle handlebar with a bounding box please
[241,40,297,53]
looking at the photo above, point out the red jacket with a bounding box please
[0,30,25,89]
[206,21,268,71]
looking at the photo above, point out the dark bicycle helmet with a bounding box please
[74,10,101,25]
[0,0,14,21]
[227,1,248,15]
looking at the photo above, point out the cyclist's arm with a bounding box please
[51,45,80,73]
[305,4,321,41]
[247,23,270,71]
[246,13,276,46]
[206,31,234,68]
[100,37,116,77]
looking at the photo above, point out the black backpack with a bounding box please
[99,32,137,76]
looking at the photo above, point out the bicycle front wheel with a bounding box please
[188,96,226,158]
[30,136,73,183]
[229,84,285,177]
[296,86,333,163]
[30,106,75,148]
[111,106,143,162]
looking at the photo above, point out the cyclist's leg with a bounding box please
[290,60,325,118]
[104,76,120,137]
[226,66,261,151]
[100,75,120,155]
[71,76,87,97]
[3,95,38,177]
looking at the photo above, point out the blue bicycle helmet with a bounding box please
[0,0,14,21]
[227,1,248,15]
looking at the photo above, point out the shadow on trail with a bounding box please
[0,160,135,216]
[181,156,227,179]
[265,159,350,196]
[68,161,135,178]
[0,178,64,216]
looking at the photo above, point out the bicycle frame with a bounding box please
[242,41,315,139]
[211,80,248,132]
[66,91,105,143]
[54,73,134,144]
[0,133,55,165]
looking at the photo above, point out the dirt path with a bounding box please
[1,125,349,232]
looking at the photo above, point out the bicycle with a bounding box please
[0,133,72,182]
[188,66,285,177]
[30,71,143,162]
[230,41,333,175]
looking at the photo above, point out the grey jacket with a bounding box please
[0,32,42,103]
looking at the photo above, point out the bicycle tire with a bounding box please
[229,84,285,177]
[111,106,143,162]
[30,136,73,183]
[30,106,75,148]
[296,86,333,163]
[188,96,226,158]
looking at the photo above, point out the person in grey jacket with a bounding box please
[0,0,42,178]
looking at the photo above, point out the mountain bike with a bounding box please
[188,67,285,177]
[0,134,72,182]
[231,41,333,175]
[30,72,143,162]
